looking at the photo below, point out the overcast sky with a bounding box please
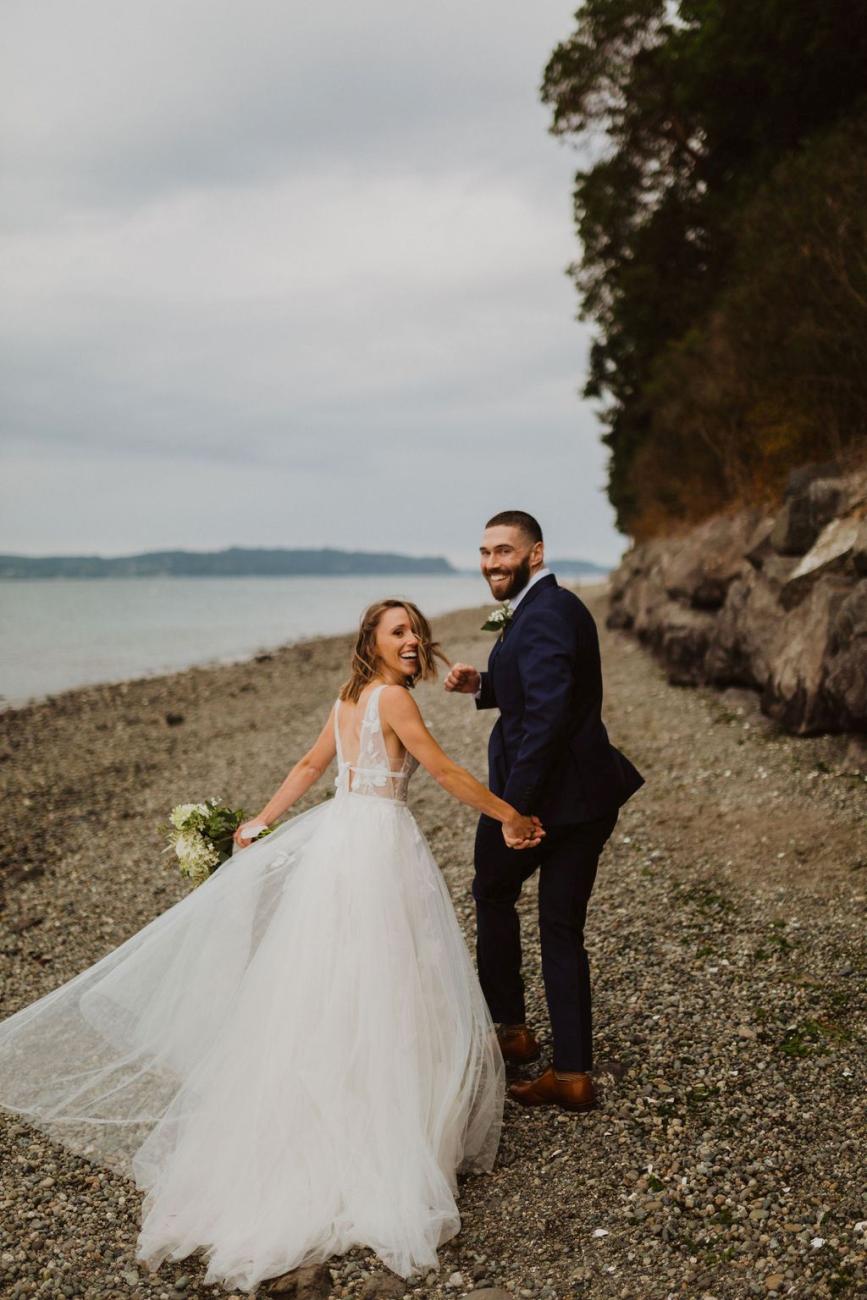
[0,1,621,569]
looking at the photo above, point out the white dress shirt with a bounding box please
[506,566,551,612]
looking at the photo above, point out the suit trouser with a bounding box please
[472,810,618,1073]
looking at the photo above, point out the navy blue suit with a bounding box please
[472,573,644,1071]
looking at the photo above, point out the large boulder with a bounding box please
[655,606,717,685]
[705,568,783,689]
[780,511,864,609]
[661,511,759,610]
[607,541,669,639]
[606,463,866,736]
[770,477,845,555]
[761,580,853,733]
[852,517,867,577]
[784,459,842,496]
[824,580,867,730]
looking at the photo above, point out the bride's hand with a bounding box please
[233,819,269,850]
[502,814,545,850]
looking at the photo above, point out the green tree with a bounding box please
[542,1,867,533]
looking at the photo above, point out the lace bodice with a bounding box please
[334,684,418,803]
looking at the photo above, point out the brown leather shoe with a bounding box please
[496,1024,542,1065]
[508,1066,596,1112]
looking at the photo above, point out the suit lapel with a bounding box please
[501,572,557,640]
[487,572,557,669]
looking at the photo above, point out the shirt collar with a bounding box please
[507,566,551,612]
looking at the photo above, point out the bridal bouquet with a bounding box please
[166,799,270,886]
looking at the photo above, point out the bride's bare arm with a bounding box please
[234,707,338,847]
[379,686,544,848]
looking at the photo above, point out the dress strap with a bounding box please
[333,699,343,764]
[366,683,387,718]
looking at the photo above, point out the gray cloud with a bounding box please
[0,0,621,567]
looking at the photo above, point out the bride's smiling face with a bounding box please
[374,606,421,681]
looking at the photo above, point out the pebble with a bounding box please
[1,599,864,1300]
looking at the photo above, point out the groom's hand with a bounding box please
[444,663,481,694]
[502,814,545,850]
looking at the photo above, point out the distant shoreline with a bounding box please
[0,545,612,581]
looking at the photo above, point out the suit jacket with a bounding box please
[476,573,644,825]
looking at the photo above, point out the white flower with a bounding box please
[172,829,219,883]
[481,603,514,632]
[170,802,204,829]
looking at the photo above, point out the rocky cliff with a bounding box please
[607,463,867,735]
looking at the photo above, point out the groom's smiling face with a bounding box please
[479,525,544,602]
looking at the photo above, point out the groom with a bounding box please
[445,511,644,1112]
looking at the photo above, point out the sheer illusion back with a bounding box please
[335,684,418,803]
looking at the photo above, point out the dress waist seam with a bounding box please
[344,790,409,808]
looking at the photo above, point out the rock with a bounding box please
[164,711,185,726]
[824,580,867,729]
[595,1056,628,1080]
[662,511,757,610]
[657,606,717,686]
[843,733,867,774]
[780,512,863,609]
[770,478,844,556]
[610,463,867,736]
[764,1275,785,1292]
[705,569,781,689]
[853,517,867,576]
[784,460,842,497]
[446,1272,465,1289]
[359,1276,405,1299]
[8,913,44,935]
[607,540,669,638]
[762,581,850,733]
[467,1291,514,1300]
[265,1263,333,1297]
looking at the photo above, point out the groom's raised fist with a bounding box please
[444,663,481,694]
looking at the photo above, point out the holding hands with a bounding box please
[503,813,545,850]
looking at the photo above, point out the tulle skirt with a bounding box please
[0,790,504,1293]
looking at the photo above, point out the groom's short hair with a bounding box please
[485,511,543,545]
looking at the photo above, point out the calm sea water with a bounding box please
[0,574,494,707]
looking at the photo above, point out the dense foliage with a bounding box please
[542,1,867,536]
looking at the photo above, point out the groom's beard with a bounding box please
[490,555,532,601]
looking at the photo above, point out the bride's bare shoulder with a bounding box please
[379,684,421,718]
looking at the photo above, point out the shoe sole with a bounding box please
[507,1092,595,1113]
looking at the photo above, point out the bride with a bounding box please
[0,598,544,1294]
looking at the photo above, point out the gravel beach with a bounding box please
[1,586,865,1300]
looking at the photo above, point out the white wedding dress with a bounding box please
[0,685,504,1293]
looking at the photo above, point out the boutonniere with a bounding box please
[481,603,513,633]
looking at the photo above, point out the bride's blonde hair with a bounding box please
[339,599,449,703]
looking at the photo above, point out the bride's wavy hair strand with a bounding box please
[339,599,449,703]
